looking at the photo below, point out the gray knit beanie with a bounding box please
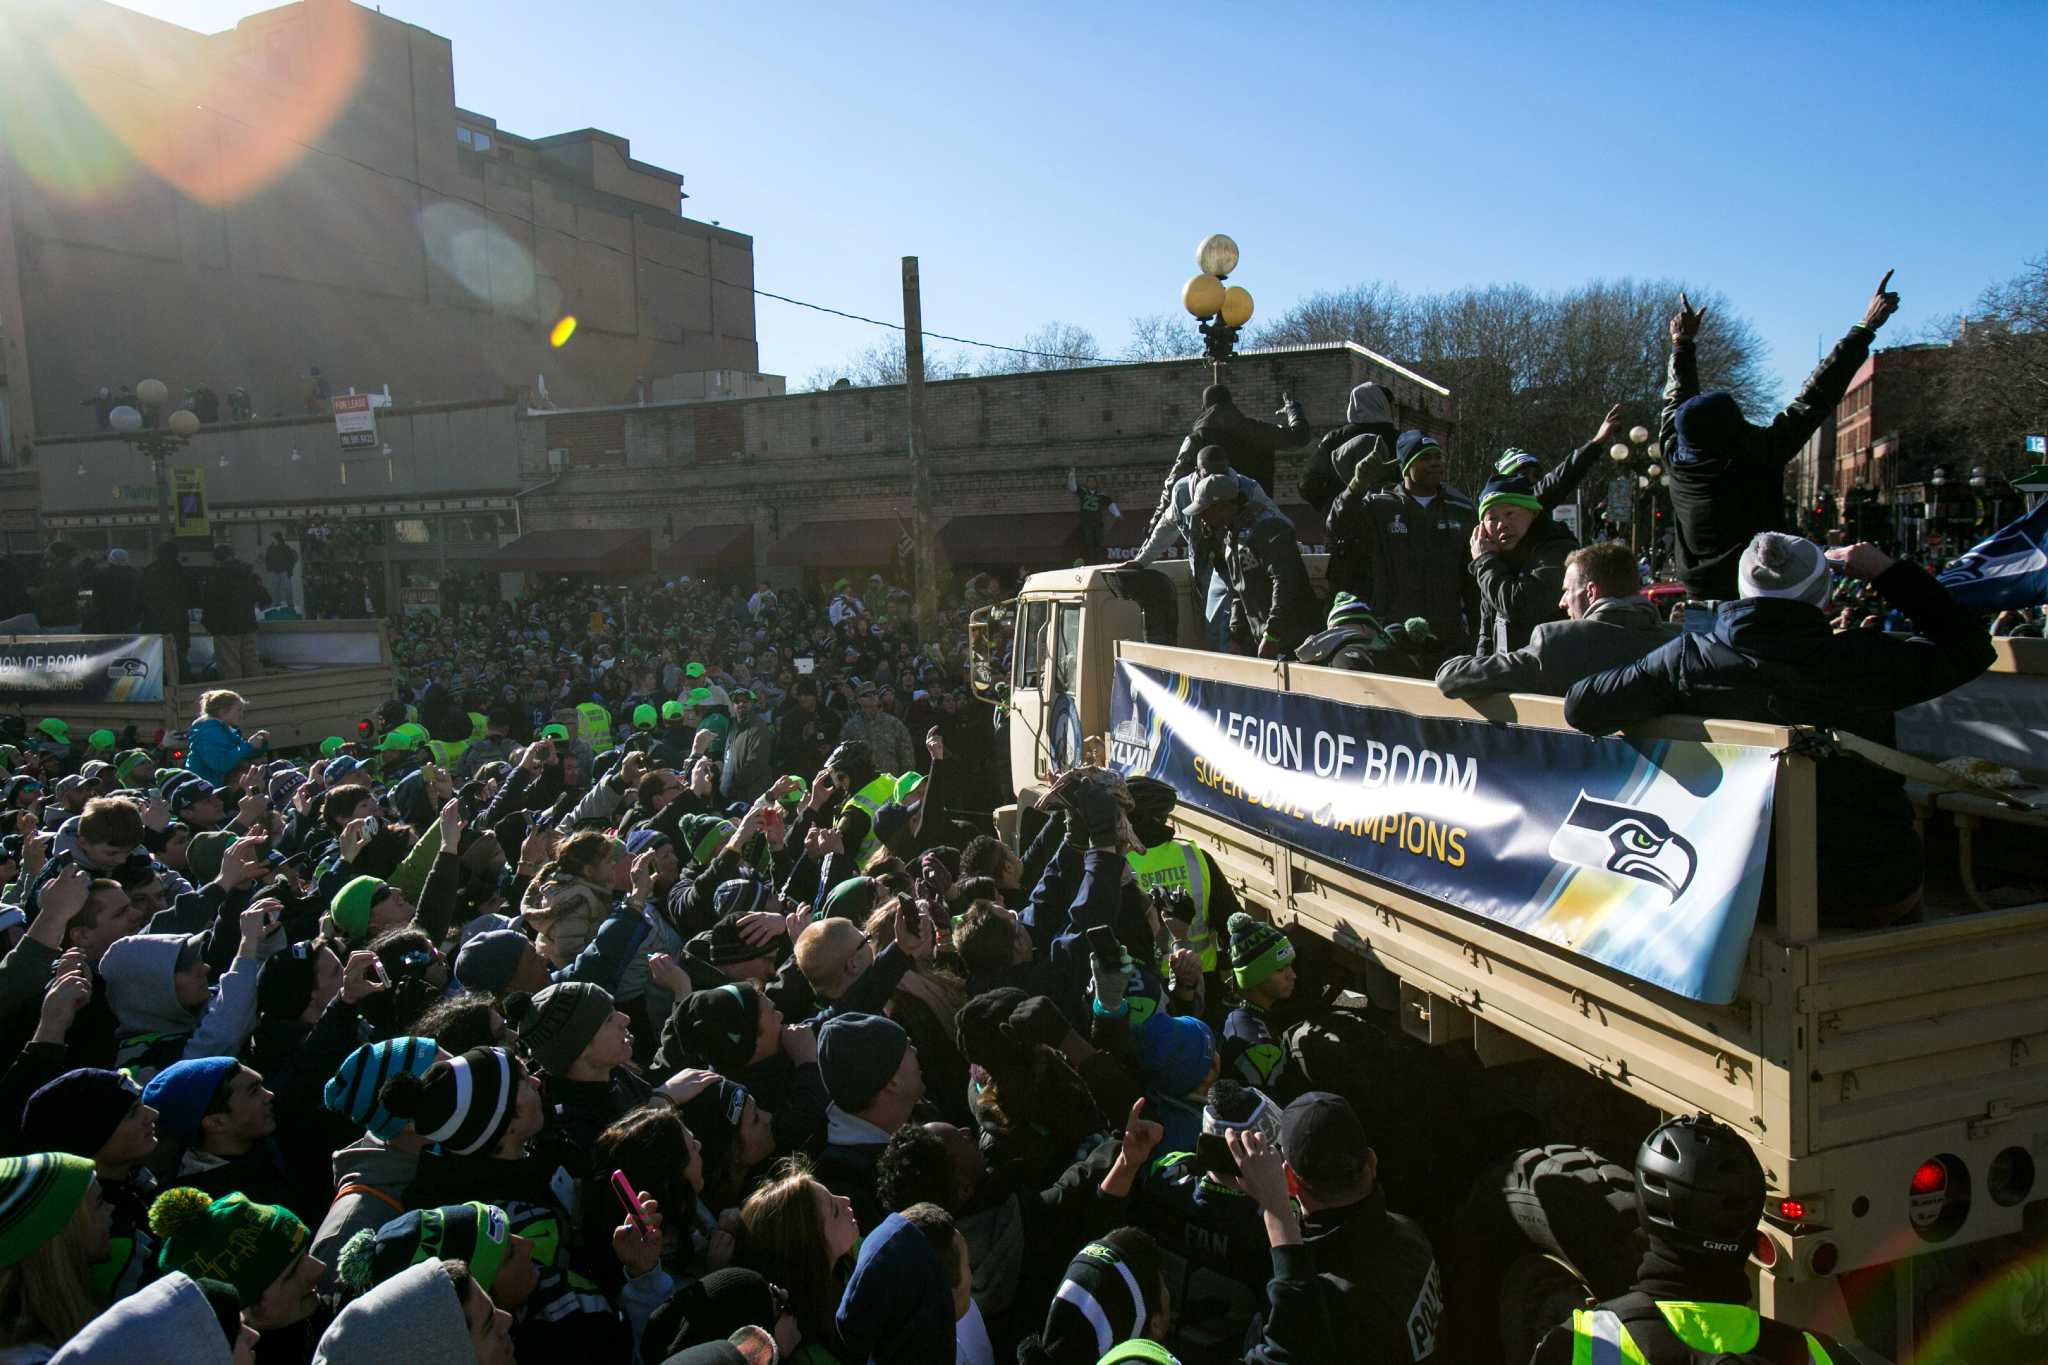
[1738,532,1830,608]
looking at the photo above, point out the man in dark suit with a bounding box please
[1433,541,1674,699]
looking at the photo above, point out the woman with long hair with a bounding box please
[0,1155,112,1363]
[738,1157,858,1365]
[578,1104,702,1289]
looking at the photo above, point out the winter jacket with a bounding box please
[1132,465,1280,573]
[178,1137,318,1224]
[1565,559,1994,920]
[521,870,612,966]
[1299,382,1400,515]
[1189,394,1308,497]
[1328,484,1478,648]
[1435,595,1676,699]
[838,710,916,779]
[1219,503,1320,656]
[720,712,777,804]
[199,560,270,636]
[310,1138,421,1292]
[1471,511,1579,655]
[139,555,192,638]
[185,715,264,786]
[98,933,261,1067]
[1279,1188,1440,1363]
[1661,325,1874,600]
[86,562,144,633]
[548,1066,658,1168]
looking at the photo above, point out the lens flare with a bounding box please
[0,0,370,207]
[550,316,578,348]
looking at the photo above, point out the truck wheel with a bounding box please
[1445,1144,1643,1365]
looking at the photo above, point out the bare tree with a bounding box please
[977,321,1103,375]
[800,338,972,391]
[1248,276,1776,490]
[1122,312,1202,362]
[1929,252,2048,477]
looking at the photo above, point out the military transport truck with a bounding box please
[971,558,2048,1365]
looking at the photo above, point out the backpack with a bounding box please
[1608,1292,1819,1364]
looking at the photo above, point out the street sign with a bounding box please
[1607,476,1634,520]
[2027,434,2046,456]
[1553,503,1580,539]
[333,393,377,450]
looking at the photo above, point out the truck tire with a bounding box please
[1444,1144,1643,1365]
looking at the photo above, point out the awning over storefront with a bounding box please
[657,524,755,573]
[766,520,901,569]
[940,512,1084,564]
[482,528,649,575]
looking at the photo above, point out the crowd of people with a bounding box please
[0,270,2019,1364]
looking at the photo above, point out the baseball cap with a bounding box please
[1279,1091,1369,1192]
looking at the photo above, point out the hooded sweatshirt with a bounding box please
[834,1212,957,1365]
[313,1260,472,1365]
[49,1271,232,1365]
[1301,382,1401,515]
[98,933,261,1068]
[310,1137,423,1291]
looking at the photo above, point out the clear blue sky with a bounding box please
[109,0,2048,397]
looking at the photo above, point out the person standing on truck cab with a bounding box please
[1190,474,1320,659]
[1528,1113,1880,1365]
[200,543,270,680]
[1327,432,1477,672]
[1662,274,1899,602]
[1185,383,1308,501]
[1566,535,1993,930]
[1132,445,1283,652]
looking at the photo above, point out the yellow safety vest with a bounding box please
[1125,839,1215,971]
[1570,1301,1835,1364]
[845,773,900,864]
[427,739,467,770]
[575,703,615,757]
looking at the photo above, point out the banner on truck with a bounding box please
[0,635,166,705]
[1108,661,1776,1004]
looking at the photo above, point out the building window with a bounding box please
[456,127,492,153]
[392,518,433,545]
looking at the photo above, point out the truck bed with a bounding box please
[1106,637,2048,1284]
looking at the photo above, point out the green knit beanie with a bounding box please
[114,749,153,786]
[184,830,238,887]
[680,816,736,867]
[149,1187,309,1305]
[0,1153,96,1267]
[822,875,879,922]
[331,874,386,941]
[336,1201,511,1299]
[1227,912,1295,991]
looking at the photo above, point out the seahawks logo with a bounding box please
[1548,793,1698,899]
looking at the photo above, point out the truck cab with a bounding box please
[973,559,2048,1364]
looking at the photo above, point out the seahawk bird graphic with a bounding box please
[1548,793,1699,899]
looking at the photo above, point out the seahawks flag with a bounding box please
[1938,501,2048,613]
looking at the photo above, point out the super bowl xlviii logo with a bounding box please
[1108,715,1152,770]
[1547,793,1699,899]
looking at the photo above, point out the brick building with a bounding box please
[0,0,761,455]
[500,343,1454,587]
[1829,343,1948,544]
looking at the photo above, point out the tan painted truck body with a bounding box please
[6,620,394,753]
[975,559,2048,1356]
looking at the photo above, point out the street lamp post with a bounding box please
[1608,426,1662,554]
[106,378,199,542]
[1181,234,1255,376]
[1928,466,1947,554]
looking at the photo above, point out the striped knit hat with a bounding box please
[337,1202,513,1298]
[1326,592,1382,634]
[1227,912,1295,991]
[324,1037,439,1140]
[0,1153,95,1267]
[379,1047,520,1156]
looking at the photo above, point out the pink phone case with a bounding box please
[610,1169,648,1232]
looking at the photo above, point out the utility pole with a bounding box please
[902,257,938,646]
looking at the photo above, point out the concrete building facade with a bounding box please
[0,0,760,461]
[504,343,1454,587]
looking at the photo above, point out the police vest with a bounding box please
[426,738,467,771]
[845,773,899,864]
[1571,1299,1837,1364]
[1125,839,1214,970]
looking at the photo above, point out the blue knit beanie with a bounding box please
[141,1056,240,1142]
[1133,1007,1214,1098]
[1393,430,1441,475]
